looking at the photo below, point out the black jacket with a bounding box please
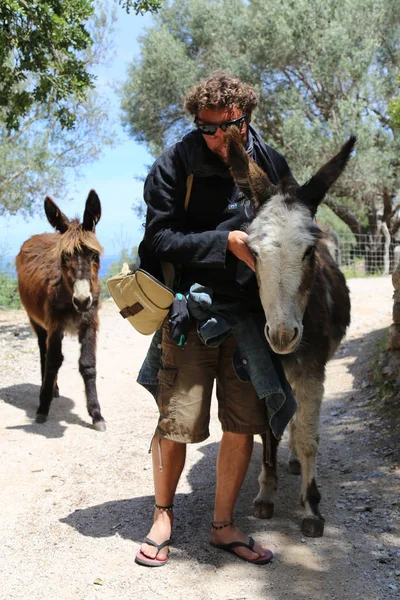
[141,125,292,309]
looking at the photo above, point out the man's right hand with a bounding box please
[227,231,255,271]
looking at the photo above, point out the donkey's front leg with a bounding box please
[30,319,60,398]
[253,429,279,519]
[293,376,325,537]
[288,418,302,475]
[36,328,63,423]
[79,320,106,432]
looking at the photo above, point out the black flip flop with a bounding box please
[135,537,171,567]
[210,536,273,565]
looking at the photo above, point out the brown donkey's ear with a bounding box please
[82,189,101,231]
[226,127,277,210]
[298,136,356,217]
[44,196,70,233]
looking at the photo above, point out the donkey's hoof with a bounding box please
[288,459,301,475]
[35,413,48,424]
[253,501,274,519]
[93,420,106,432]
[302,517,324,537]
[53,387,60,398]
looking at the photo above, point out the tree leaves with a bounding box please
[119,0,164,14]
[0,1,117,216]
[0,1,95,130]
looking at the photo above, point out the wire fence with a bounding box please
[335,232,398,278]
[1,232,398,309]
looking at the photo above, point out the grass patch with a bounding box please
[0,272,21,309]
[341,257,384,279]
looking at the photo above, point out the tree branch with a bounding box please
[323,195,363,235]
[390,202,400,221]
[359,96,391,127]
[391,218,400,236]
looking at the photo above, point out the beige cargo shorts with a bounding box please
[154,320,269,443]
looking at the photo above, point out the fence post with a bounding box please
[381,222,390,276]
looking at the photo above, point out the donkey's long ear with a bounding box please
[44,196,70,233]
[226,128,277,210]
[82,189,101,231]
[298,136,356,216]
[280,171,300,195]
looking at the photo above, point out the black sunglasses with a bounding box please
[194,114,247,136]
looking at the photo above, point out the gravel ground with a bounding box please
[0,276,399,600]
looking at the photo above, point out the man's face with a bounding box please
[196,106,248,163]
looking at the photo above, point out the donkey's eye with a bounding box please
[303,246,315,261]
[91,253,100,263]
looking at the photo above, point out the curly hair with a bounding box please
[184,72,258,116]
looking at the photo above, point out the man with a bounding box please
[135,73,293,567]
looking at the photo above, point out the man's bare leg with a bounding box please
[211,432,268,561]
[140,436,186,561]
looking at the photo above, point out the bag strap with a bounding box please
[161,173,193,289]
[184,173,194,212]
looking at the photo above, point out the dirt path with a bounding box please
[0,276,399,600]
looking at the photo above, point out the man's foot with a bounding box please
[210,523,271,563]
[139,508,173,563]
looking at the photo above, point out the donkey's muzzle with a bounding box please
[72,295,92,312]
[265,324,300,354]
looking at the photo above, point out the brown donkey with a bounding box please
[227,129,354,537]
[16,190,106,431]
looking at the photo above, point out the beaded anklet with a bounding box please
[211,521,233,530]
[155,504,174,512]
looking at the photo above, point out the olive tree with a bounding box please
[0,0,117,215]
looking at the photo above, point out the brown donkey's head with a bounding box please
[45,190,103,313]
[227,128,355,354]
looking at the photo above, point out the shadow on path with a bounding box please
[1,383,92,438]
[0,321,33,339]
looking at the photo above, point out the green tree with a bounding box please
[118,0,164,14]
[389,76,400,129]
[120,0,400,269]
[0,93,115,216]
[0,1,117,216]
[0,1,165,131]
[0,1,96,130]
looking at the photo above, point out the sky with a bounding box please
[0,7,157,263]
